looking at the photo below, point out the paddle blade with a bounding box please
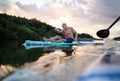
[96,29,110,38]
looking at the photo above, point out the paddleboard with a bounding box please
[23,40,79,46]
[23,40,96,49]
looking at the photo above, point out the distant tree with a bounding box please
[78,33,93,38]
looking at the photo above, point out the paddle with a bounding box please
[96,16,120,38]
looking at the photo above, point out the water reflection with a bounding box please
[0,42,45,67]
[0,41,76,80]
[61,48,74,56]
[0,65,16,80]
[43,47,74,56]
[1,40,105,81]
[2,44,104,81]
[76,53,120,81]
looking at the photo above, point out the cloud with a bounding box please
[86,0,120,25]
[0,0,14,13]
[15,1,63,22]
[16,2,39,13]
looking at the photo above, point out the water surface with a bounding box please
[1,39,120,81]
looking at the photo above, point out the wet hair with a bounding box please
[62,23,67,27]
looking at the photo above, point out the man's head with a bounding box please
[62,23,67,28]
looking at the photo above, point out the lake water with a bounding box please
[0,42,45,67]
[1,39,120,81]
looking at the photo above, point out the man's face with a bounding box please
[62,24,67,28]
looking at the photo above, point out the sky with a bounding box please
[0,0,120,38]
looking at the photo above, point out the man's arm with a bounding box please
[55,28,63,34]
[71,27,78,41]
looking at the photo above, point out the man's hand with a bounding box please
[75,38,78,42]
[72,37,78,42]
[55,28,61,31]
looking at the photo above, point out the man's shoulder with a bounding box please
[69,27,74,30]
[68,27,73,29]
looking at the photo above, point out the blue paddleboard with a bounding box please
[23,40,96,49]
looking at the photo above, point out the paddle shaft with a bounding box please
[108,16,120,30]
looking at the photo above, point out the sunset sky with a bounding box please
[0,0,120,38]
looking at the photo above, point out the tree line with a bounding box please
[0,13,94,43]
